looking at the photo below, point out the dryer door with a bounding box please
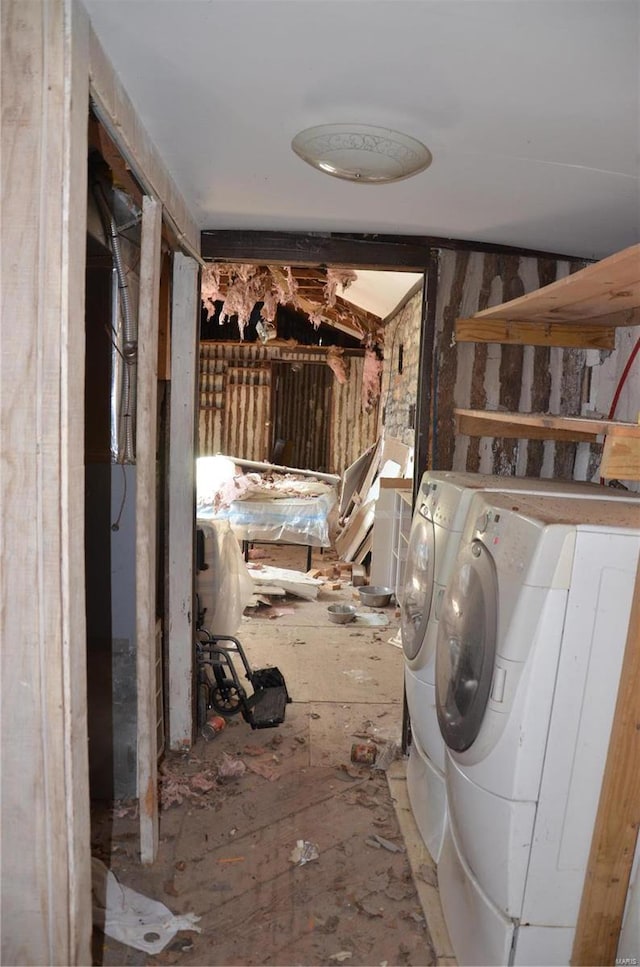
[400,507,436,660]
[436,540,498,752]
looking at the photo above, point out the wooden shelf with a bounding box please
[455,409,640,480]
[455,243,640,347]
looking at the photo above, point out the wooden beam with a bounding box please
[200,229,586,266]
[454,408,640,445]
[167,253,200,751]
[1,1,92,962]
[269,266,366,339]
[572,561,640,965]
[136,196,162,863]
[455,317,615,349]
[202,231,432,269]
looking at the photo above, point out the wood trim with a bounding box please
[88,26,201,260]
[454,408,640,445]
[1,1,91,961]
[137,196,163,863]
[168,253,200,750]
[455,317,616,349]
[572,561,640,965]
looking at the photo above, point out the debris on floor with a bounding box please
[91,544,438,967]
[91,858,201,955]
[289,839,320,866]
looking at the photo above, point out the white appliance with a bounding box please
[400,471,633,863]
[435,491,640,965]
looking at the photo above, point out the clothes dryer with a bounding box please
[400,471,633,863]
[435,492,640,965]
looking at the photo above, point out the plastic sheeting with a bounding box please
[91,858,201,954]
[196,519,255,635]
[198,490,337,548]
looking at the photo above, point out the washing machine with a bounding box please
[400,471,633,863]
[435,491,640,965]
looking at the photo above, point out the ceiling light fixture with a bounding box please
[291,123,432,184]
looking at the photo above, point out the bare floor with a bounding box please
[91,546,444,967]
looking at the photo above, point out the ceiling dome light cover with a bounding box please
[291,124,432,184]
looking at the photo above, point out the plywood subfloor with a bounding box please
[91,544,450,967]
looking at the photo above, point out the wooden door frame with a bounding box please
[200,231,437,487]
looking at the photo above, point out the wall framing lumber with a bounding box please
[1,0,91,962]
[572,561,640,965]
[168,254,200,750]
[455,317,615,349]
[88,27,201,261]
[137,197,163,863]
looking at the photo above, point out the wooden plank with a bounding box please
[455,408,640,444]
[455,317,615,349]
[339,444,377,515]
[471,244,640,325]
[572,562,640,965]
[136,196,163,863]
[167,253,200,750]
[1,1,92,962]
[88,26,201,261]
[353,530,374,564]
[600,427,640,481]
[380,476,413,489]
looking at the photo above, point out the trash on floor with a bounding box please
[373,739,400,772]
[217,753,247,779]
[354,612,389,627]
[245,758,281,781]
[350,742,378,765]
[91,858,201,955]
[289,840,320,866]
[366,833,406,853]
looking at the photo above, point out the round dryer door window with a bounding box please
[435,540,498,752]
[400,510,436,660]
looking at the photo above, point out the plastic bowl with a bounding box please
[358,586,393,608]
[327,604,357,624]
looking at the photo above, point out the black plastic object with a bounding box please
[196,632,291,730]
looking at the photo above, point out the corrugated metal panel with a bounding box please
[435,249,593,480]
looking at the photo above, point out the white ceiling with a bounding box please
[341,271,423,318]
[83,0,639,261]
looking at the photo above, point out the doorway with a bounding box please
[271,360,333,470]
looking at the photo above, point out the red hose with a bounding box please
[607,334,640,421]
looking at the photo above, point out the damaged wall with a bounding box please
[378,288,423,450]
[432,248,638,486]
[199,342,378,475]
